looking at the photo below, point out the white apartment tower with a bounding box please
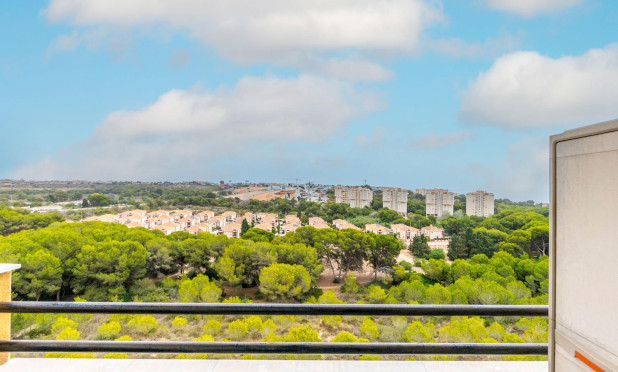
[334,186,373,208]
[466,190,494,217]
[383,188,408,216]
[425,188,456,218]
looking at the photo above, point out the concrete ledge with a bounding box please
[0,359,548,372]
[0,265,20,275]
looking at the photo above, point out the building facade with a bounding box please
[466,190,495,217]
[382,188,408,216]
[425,188,456,218]
[334,186,373,208]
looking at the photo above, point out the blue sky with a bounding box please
[1,0,617,202]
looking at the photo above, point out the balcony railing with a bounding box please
[0,302,548,356]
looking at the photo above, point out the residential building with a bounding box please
[420,225,445,240]
[466,190,495,217]
[221,211,238,222]
[390,224,419,242]
[221,222,242,238]
[308,217,330,229]
[383,188,408,216]
[364,224,390,235]
[425,189,456,218]
[196,210,215,221]
[334,186,373,208]
[332,219,360,231]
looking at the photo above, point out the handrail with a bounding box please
[1,303,549,355]
[0,302,548,316]
[0,341,548,355]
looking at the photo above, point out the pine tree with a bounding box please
[240,219,250,236]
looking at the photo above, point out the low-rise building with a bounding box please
[420,225,444,240]
[221,222,242,238]
[365,224,390,235]
[390,224,419,242]
[309,217,330,229]
[332,219,361,230]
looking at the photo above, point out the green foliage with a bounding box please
[259,263,311,300]
[360,318,379,340]
[428,249,445,260]
[72,240,147,301]
[0,208,64,236]
[51,317,79,335]
[439,317,488,343]
[227,319,249,340]
[282,325,321,342]
[366,233,402,280]
[97,321,122,339]
[177,275,222,303]
[331,331,368,343]
[242,228,274,243]
[56,326,81,340]
[171,316,187,328]
[127,315,158,335]
[86,193,114,207]
[410,234,430,258]
[341,274,360,294]
[402,321,435,342]
[240,219,251,236]
[366,285,387,304]
[422,259,450,284]
[202,319,222,335]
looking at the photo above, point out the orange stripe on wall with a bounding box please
[575,351,605,372]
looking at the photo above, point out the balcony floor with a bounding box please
[0,358,548,372]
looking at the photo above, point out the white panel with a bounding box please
[554,129,618,370]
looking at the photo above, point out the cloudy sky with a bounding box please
[1,0,617,202]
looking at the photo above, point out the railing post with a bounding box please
[0,264,21,366]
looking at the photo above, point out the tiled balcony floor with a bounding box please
[0,358,548,372]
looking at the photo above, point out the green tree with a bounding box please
[87,193,113,207]
[367,233,402,280]
[71,241,147,301]
[240,219,251,236]
[422,259,450,284]
[259,263,311,300]
[177,275,222,303]
[14,249,62,301]
[410,234,430,258]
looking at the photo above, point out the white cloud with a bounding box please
[485,0,582,17]
[460,44,618,129]
[429,33,522,59]
[43,0,443,79]
[485,137,549,202]
[409,131,473,149]
[12,75,382,181]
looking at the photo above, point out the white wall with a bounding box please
[550,119,618,371]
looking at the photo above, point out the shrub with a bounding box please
[171,316,187,328]
[360,318,379,340]
[97,321,121,339]
[428,249,445,260]
[127,315,158,335]
[202,319,222,335]
[227,319,249,340]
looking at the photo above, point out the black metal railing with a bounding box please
[0,302,549,356]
